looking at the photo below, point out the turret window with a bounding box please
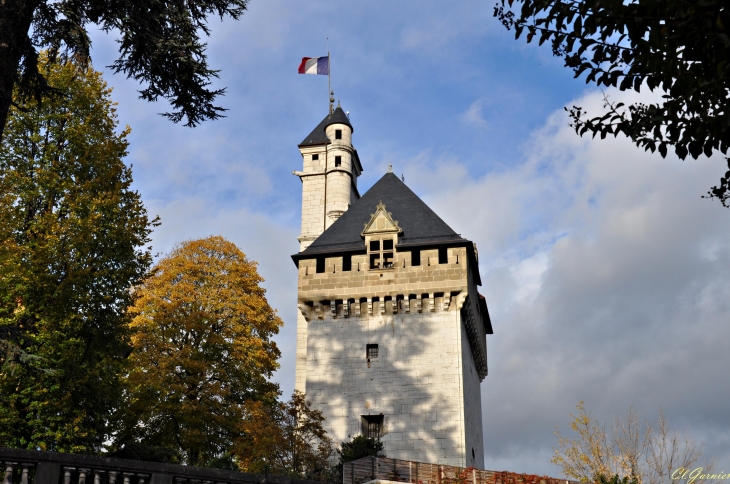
[335,129,342,140]
[335,156,342,167]
[368,239,394,269]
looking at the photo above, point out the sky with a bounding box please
[86,0,730,477]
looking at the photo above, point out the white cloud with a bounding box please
[408,88,730,475]
[462,99,490,130]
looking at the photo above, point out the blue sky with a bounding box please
[88,0,730,477]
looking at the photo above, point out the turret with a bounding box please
[294,105,362,251]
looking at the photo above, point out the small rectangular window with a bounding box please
[335,129,342,140]
[361,414,384,439]
[382,239,393,250]
[366,344,379,359]
[342,254,352,271]
[312,154,319,160]
[335,156,342,167]
[439,247,448,264]
[316,257,325,273]
[412,249,421,266]
[369,240,380,251]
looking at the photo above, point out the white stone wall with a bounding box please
[298,169,326,251]
[325,123,355,228]
[304,308,483,467]
[461,321,485,469]
[295,309,308,393]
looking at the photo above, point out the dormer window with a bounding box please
[361,201,403,270]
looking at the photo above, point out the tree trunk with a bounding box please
[0,0,39,142]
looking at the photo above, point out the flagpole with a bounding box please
[328,38,333,114]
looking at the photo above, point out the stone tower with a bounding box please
[294,105,363,251]
[291,109,492,468]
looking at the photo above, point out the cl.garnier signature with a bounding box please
[672,467,730,483]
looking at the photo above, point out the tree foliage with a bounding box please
[0,54,154,452]
[117,236,282,466]
[0,0,248,141]
[338,435,385,466]
[233,391,334,481]
[495,0,730,206]
[552,402,713,484]
[334,435,385,482]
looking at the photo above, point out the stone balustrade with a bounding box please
[0,449,328,484]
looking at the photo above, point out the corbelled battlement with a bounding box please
[297,247,469,304]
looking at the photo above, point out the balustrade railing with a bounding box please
[342,457,579,484]
[0,449,326,484]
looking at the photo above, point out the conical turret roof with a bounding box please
[299,106,353,147]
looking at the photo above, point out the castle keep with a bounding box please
[291,107,492,468]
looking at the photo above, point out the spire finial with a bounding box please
[387,164,392,173]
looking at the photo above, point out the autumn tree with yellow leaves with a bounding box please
[115,236,282,466]
[552,402,714,484]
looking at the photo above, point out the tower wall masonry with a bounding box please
[295,246,486,467]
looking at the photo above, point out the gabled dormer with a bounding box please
[361,202,402,269]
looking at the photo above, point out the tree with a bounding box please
[117,236,282,467]
[234,391,334,481]
[552,402,714,484]
[0,53,154,452]
[0,0,248,141]
[335,435,385,482]
[494,0,730,206]
[338,435,385,464]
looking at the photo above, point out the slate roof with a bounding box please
[299,106,353,147]
[301,172,465,254]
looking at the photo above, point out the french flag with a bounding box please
[298,56,329,75]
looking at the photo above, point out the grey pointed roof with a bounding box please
[299,106,353,147]
[302,173,464,254]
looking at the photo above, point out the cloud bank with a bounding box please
[404,90,730,475]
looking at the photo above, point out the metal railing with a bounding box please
[0,449,327,484]
[342,457,578,484]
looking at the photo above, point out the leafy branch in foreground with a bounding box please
[495,0,730,206]
[0,0,248,141]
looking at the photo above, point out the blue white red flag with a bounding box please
[298,56,329,75]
